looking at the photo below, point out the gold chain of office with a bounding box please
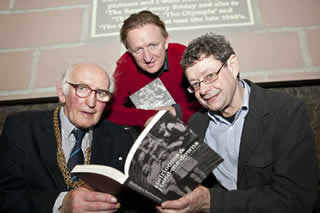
[53,106,92,189]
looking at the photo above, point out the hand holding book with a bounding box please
[156,185,211,212]
[72,110,223,203]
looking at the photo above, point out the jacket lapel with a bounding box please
[237,82,270,184]
[36,109,67,189]
[90,122,127,171]
[90,122,112,165]
[90,129,105,164]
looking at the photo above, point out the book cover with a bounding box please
[129,78,176,109]
[72,110,223,204]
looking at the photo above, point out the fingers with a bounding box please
[76,186,118,203]
[83,199,120,212]
[154,106,176,116]
[154,106,172,111]
[82,190,120,211]
[161,198,189,209]
[62,187,121,212]
[156,186,211,213]
[155,197,189,213]
[84,190,118,203]
[156,205,187,213]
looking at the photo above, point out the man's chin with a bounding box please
[203,100,220,112]
[144,68,159,74]
[141,64,161,74]
[78,119,97,129]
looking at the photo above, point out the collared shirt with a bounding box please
[59,107,91,162]
[155,53,169,77]
[53,107,92,213]
[205,80,250,190]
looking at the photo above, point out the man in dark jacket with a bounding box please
[0,63,132,212]
[157,33,318,213]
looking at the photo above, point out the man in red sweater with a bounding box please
[107,10,201,129]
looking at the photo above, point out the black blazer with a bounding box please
[189,80,318,213]
[0,109,132,213]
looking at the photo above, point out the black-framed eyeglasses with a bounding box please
[187,60,227,93]
[66,82,112,102]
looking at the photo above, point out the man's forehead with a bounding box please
[70,64,109,88]
[186,56,217,77]
[128,25,165,43]
[190,55,218,67]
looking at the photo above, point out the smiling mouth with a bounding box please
[203,91,219,101]
[146,63,155,68]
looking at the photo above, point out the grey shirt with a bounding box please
[205,80,250,190]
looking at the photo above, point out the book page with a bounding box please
[72,164,128,184]
[72,164,129,196]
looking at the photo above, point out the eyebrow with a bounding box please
[188,70,212,82]
[188,78,199,83]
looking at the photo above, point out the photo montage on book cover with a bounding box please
[72,110,223,204]
[129,78,176,109]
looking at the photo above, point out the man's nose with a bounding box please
[86,91,97,108]
[199,82,210,95]
[143,49,152,62]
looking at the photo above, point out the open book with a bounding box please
[72,110,223,204]
[129,78,176,109]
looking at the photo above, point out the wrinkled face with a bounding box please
[185,55,239,113]
[57,64,110,129]
[127,24,168,74]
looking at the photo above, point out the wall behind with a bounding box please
[0,0,320,101]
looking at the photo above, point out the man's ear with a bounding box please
[228,54,240,79]
[56,81,66,104]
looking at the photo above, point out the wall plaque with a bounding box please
[91,0,254,38]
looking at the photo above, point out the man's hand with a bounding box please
[154,106,176,116]
[144,106,177,127]
[156,185,210,213]
[60,186,120,213]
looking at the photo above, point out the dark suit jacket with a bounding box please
[0,109,132,213]
[189,80,318,213]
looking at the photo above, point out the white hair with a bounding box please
[61,64,73,95]
[59,62,114,95]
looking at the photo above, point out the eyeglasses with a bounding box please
[187,60,227,93]
[130,43,159,56]
[66,82,112,102]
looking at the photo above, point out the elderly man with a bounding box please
[107,10,201,129]
[157,33,318,213]
[0,63,132,212]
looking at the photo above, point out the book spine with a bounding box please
[125,179,164,204]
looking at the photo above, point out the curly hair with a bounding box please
[180,33,235,71]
